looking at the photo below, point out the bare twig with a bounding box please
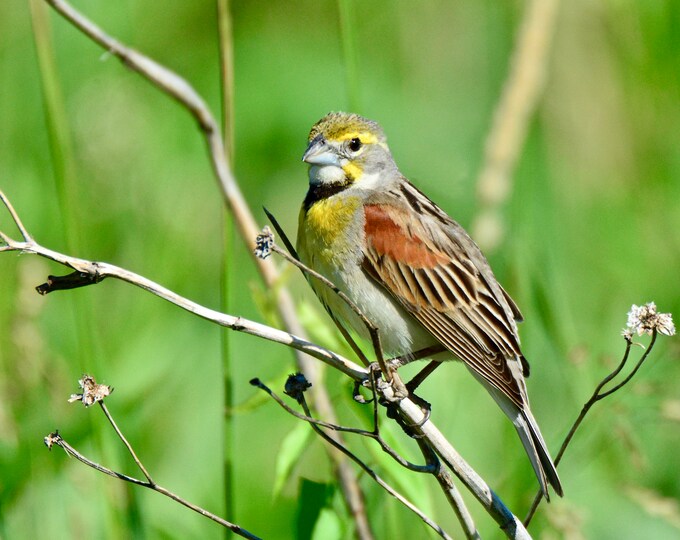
[0,191,32,243]
[416,438,480,540]
[259,230,387,372]
[67,375,150,485]
[0,207,365,381]
[525,331,663,525]
[0,190,531,538]
[251,377,433,473]
[277,376,453,540]
[64,375,255,534]
[44,432,260,539]
[261,213,389,377]
[472,0,560,251]
[99,402,154,484]
[597,335,656,399]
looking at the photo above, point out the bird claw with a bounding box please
[361,362,409,403]
[355,362,432,436]
[407,394,432,428]
[352,379,373,404]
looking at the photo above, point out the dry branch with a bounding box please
[39,1,374,530]
[472,0,560,251]
[1,190,531,538]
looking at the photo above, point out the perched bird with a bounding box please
[296,112,562,498]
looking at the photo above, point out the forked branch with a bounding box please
[0,190,530,538]
[52,376,261,539]
[39,1,372,530]
[525,304,675,524]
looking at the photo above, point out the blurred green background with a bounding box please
[1,0,679,538]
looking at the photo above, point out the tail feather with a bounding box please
[469,368,563,498]
[518,409,563,498]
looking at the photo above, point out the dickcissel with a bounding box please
[296,112,562,498]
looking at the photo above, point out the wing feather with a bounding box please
[362,201,527,409]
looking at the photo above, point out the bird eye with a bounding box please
[348,138,362,152]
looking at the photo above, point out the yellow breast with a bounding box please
[297,195,362,269]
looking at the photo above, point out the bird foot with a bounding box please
[356,362,431,436]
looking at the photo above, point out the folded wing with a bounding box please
[361,201,528,409]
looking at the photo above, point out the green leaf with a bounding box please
[296,479,335,540]
[273,422,314,498]
[311,507,343,540]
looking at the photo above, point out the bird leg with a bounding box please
[406,360,443,394]
[373,347,444,427]
[360,348,445,430]
[388,344,446,369]
[397,360,444,428]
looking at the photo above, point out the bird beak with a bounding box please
[302,135,339,166]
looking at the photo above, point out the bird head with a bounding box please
[302,112,396,190]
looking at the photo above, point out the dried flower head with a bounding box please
[44,431,61,450]
[69,375,112,406]
[254,226,274,259]
[625,302,676,337]
[621,328,633,342]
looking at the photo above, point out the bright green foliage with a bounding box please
[1,1,679,539]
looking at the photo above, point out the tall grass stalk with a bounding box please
[217,0,236,534]
[28,0,125,536]
[337,0,361,112]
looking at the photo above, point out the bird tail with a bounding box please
[470,369,563,499]
[516,408,563,499]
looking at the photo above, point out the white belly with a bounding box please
[313,259,437,356]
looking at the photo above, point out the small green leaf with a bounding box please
[311,507,342,540]
[273,422,314,498]
[296,479,335,540]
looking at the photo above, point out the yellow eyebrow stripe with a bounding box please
[336,131,379,144]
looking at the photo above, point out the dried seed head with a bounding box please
[68,375,112,407]
[625,302,676,337]
[254,226,274,259]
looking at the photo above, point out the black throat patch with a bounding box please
[303,180,351,211]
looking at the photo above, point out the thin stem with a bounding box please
[262,211,384,372]
[0,235,368,381]
[416,439,479,540]
[598,333,656,399]
[271,243,385,371]
[297,396,451,539]
[0,191,32,242]
[556,340,635,466]
[217,0,236,532]
[524,334,657,525]
[44,433,261,539]
[251,378,432,473]
[220,214,235,537]
[99,402,154,485]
